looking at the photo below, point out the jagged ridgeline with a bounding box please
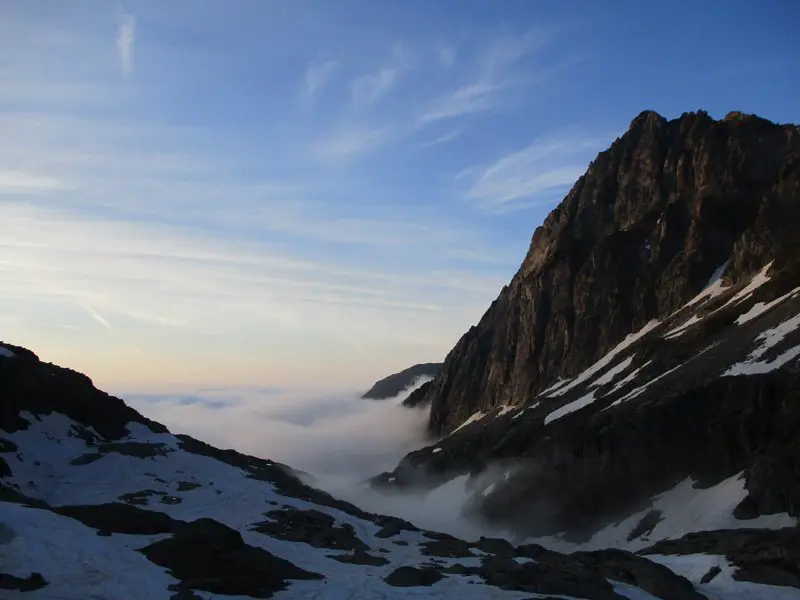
[377,111,800,552]
[420,110,800,434]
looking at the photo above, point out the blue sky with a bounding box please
[0,0,798,391]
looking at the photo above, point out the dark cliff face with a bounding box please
[423,110,800,436]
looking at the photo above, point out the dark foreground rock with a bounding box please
[0,572,47,592]
[139,518,323,598]
[53,502,182,535]
[251,508,369,552]
[384,566,444,587]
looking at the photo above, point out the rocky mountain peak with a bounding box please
[420,110,800,436]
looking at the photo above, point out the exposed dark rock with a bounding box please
[139,518,323,598]
[384,566,444,587]
[473,557,623,599]
[627,509,663,541]
[373,514,419,538]
[515,543,551,560]
[0,438,18,453]
[53,502,182,535]
[69,453,103,466]
[403,380,434,408]
[700,566,722,584]
[474,536,518,558]
[119,489,165,506]
[176,481,202,492]
[70,442,170,466]
[100,441,170,458]
[169,587,203,600]
[420,537,475,558]
[251,508,369,552]
[328,549,390,566]
[0,572,47,591]
[0,482,48,508]
[362,363,441,399]
[641,528,800,589]
[0,343,166,439]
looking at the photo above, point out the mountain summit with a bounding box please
[375,110,800,560]
[420,110,800,436]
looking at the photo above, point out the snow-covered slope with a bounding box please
[3,345,799,599]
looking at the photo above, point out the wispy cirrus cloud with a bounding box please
[419,127,464,149]
[116,13,136,76]
[462,130,609,212]
[78,302,114,332]
[351,67,400,106]
[311,126,388,162]
[350,44,410,107]
[417,80,508,125]
[437,44,457,68]
[416,28,552,126]
[0,170,68,193]
[304,60,339,103]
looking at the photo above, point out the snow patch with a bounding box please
[607,361,652,396]
[540,378,570,395]
[509,402,540,421]
[724,261,774,308]
[544,390,596,425]
[685,261,730,309]
[548,320,660,397]
[432,447,442,454]
[735,286,800,326]
[497,405,516,416]
[725,313,800,376]
[451,411,487,434]
[607,364,683,409]
[592,355,636,388]
[664,315,703,339]
[0,346,16,358]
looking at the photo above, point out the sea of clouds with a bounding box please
[124,379,491,538]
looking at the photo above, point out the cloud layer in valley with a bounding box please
[125,381,493,538]
[126,383,431,479]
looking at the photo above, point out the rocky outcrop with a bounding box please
[418,111,800,436]
[0,342,166,439]
[139,518,323,598]
[362,363,441,399]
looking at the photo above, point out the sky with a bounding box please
[1,0,798,393]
